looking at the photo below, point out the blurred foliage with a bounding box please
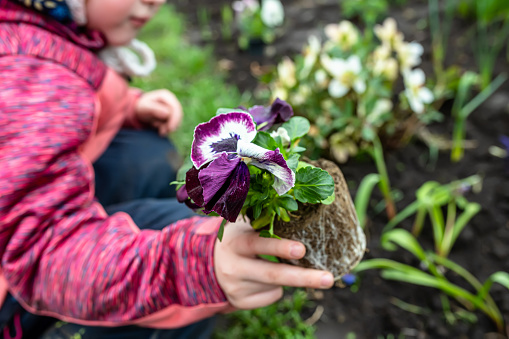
[456,0,509,22]
[132,5,246,155]
[213,289,317,339]
[262,19,441,163]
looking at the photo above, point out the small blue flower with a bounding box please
[341,273,357,286]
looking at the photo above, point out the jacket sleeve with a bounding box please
[97,68,144,129]
[0,56,230,329]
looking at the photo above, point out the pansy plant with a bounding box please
[175,99,335,240]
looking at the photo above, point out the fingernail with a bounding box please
[290,244,304,258]
[321,274,333,288]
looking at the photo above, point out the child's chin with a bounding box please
[105,33,136,47]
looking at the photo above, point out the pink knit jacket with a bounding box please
[0,0,230,329]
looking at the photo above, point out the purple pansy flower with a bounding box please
[245,98,294,131]
[183,112,295,222]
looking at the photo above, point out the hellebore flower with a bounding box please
[321,54,366,98]
[277,57,297,88]
[403,68,434,114]
[396,41,424,71]
[324,20,359,51]
[245,98,294,131]
[186,112,295,222]
[261,0,285,28]
[374,18,404,49]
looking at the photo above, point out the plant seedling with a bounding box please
[384,175,482,258]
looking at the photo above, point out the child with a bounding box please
[0,0,335,338]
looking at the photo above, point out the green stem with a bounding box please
[439,201,457,257]
[372,137,396,220]
[411,206,427,237]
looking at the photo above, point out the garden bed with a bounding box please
[172,0,509,337]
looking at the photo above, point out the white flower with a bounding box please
[314,69,329,89]
[367,99,393,126]
[232,0,259,12]
[321,54,366,98]
[271,127,291,146]
[403,69,434,114]
[277,57,297,88]
[372,44,391,61]
[374,18,403,48]
[291,85,311,106]
[261,0,285,28]
[373,57,399,81]
[300,35,321,78]
[324,20,359,51]
[271,83,288,101]
[397,41,424,71]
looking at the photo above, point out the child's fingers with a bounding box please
[236,232,306,259]
[148,102,171,122]
[243,260,334,290]
[166,107,182,132]
[229,287,284,310]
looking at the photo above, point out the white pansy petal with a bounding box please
[237,140,295,195]
[419,87,434,104]
[329,79,349,98]
[191,112,257,168]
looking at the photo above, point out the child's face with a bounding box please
[86,0,165,46]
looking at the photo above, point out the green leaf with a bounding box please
[381,229,427,262]
[276,196,298,211]
[286,153,300,173]
[217,219,227,241]
[355,174,381,229]
[253,203,263,219]
[282,117,311,141]
[477,272,509,301]
[258,254,279,263]
[294,167,335,204]
[383,200,420,232]
[259,230,272,238]
[252,131,278,150]
[216,107,248,115]
[321,192,335,205]
[296,161,315,171]
[176,156,193,182]
[292,146,307,153]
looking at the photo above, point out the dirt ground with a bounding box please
[172,0,509,337]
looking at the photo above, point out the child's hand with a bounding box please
[135,89,183,136]
[214,220,334,310]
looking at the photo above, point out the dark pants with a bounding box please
[1,130,215,339]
